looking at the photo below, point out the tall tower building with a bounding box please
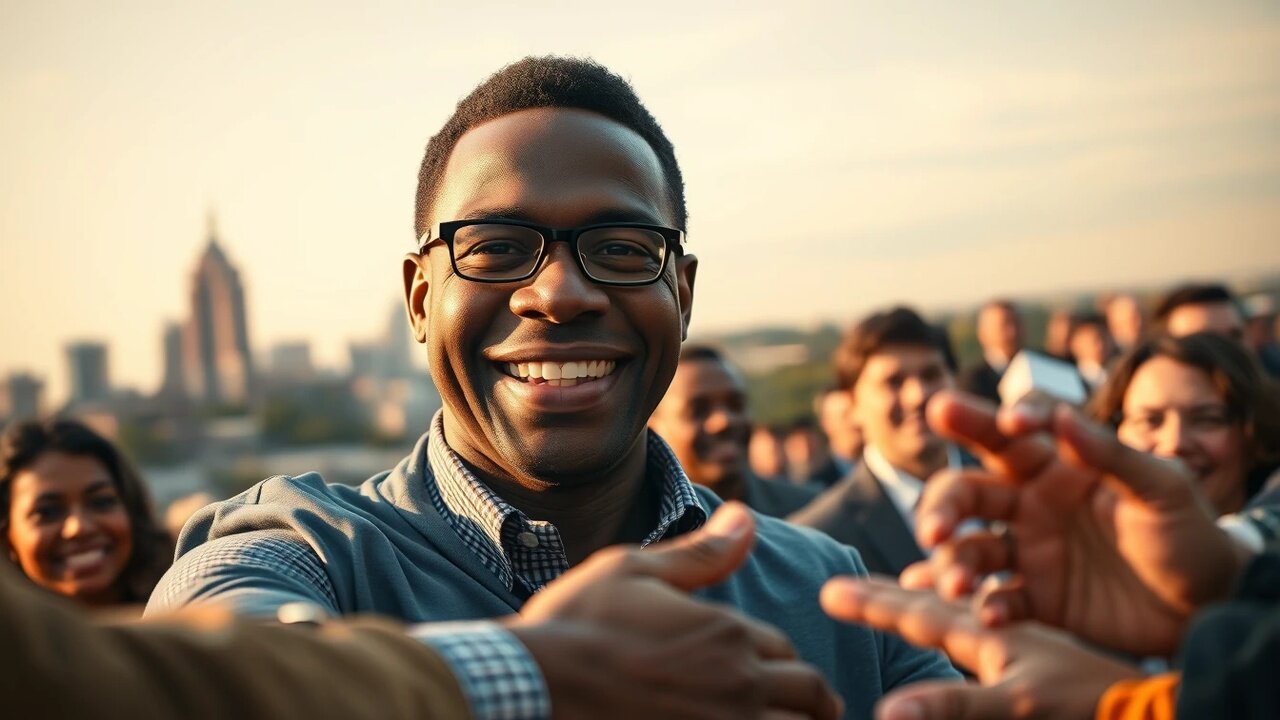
[159,321,187,399]
[66,341,110,405]
[183,214,254,407]
[1,372,44,422]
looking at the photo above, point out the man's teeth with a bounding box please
[506,360,617,386]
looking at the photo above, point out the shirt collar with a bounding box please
[424,411,705,592]
[863,443,962,532]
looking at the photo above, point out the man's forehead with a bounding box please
[429,107,672,227]
[672,358,745,393]
[864,345,946,370]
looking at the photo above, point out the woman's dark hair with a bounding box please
[1088,332,1280,501]
[0,418,172,602]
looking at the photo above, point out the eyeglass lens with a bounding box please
[450,224,667,283]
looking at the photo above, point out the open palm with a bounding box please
[903,391,1244,657]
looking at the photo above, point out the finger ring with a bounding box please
[991,520,1017,569]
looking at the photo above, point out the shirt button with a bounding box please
[517,531,539,548]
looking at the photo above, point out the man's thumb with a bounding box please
[637,501,756,591]
[1053,403,1189,502]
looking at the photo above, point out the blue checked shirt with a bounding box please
[418,412,706,718]
[424,411,707,595]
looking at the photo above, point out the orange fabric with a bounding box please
[1096,673,1181,720]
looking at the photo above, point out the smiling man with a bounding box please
[149,58,956,718]
[792,307,972,577]
[648,345,819,517]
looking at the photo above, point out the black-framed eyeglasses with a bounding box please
[418,219,686,286]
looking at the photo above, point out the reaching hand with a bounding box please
[511,501,843,720]
[901,390,1248,656]
[822,576,1142,720]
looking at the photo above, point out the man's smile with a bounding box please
[499,359,618,387]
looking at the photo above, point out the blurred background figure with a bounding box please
[1043,308,1075,361]
[815,385,862,475]
[783,418,842,488]
[649,346,818,517]
[1242,293,1280,378]
[163,491,214,541]
[959,299,1024,405]
[1104,292,1147,354]
[1090,332,1280,516]
[1068,312,1116,394]
[748,425,788,481]
[1154,282,1245,341]
[792,307,969,576]
[1,419,171,609]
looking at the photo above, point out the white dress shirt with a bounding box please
[862,444,963,534]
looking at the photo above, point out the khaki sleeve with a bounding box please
[0,563,471,720]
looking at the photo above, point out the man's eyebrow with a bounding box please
[456,207,665,226]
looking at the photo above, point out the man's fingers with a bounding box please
[899,561,938,591]
[876,682,1015,720]
[973,578,1032,628]
[928,531,1016,599]
[759,660,844,720]
[1053,404,1195,504]
[994,390,1059,437]
[926,391,1058,488]
[820,576,985,672]
[916,469,1019,548]
[630,502,756,591]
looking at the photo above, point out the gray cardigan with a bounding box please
[149,432,957,719]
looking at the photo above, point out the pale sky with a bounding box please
[3,0,1279,405]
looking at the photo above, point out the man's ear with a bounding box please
[402,253,431,343]
[674,254,698,341]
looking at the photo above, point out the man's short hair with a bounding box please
[1068,311,1108,336]
[414,56,687,238]
[1153,283,1238,323]
[678,344,728,365]
[832,307,957,389]
[980,298,1019,317]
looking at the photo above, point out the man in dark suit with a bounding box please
[957,299,1023,405]
[791,307,971,576]
[650,345,819,518]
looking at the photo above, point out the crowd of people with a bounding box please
[4,55,1279,720]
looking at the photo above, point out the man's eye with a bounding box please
[597,241,651,257]
[469,240,529,256]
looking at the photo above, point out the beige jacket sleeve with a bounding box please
[0,563,471,720]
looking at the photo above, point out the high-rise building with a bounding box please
[182,214,254,407]
[268,341,314,381]
[66,341,110,405]
[159,321,187,399]
[1,372,44,422]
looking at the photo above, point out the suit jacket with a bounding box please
[743,472,821,518]
[958,360,1002,406]
[788,451,979,577]
[788,460,925,576]
[0,562,470,720]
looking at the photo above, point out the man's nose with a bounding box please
[509,245,610,323]
[704,406,739,435]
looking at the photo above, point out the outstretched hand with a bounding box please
[822,576,1141,720]
[901,390,1247,656]
[512,502,843,720]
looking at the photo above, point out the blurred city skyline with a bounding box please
[4,0,1280,404]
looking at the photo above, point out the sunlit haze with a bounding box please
[3,0,1279,404]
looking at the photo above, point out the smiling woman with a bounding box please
[0,419,172,608]
[1089,332,1280,516]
